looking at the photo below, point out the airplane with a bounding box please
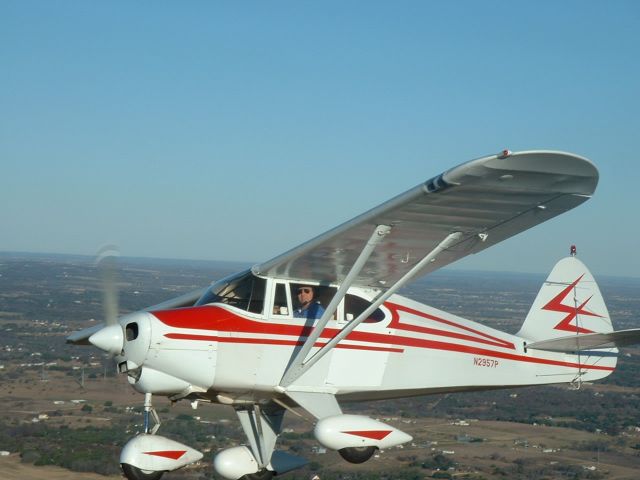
[67,149,640,480]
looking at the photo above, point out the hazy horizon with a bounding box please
[3,248,640,282]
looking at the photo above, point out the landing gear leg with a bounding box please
[121,393,165,480]
[143,392,161,434]
[235,403,284,480]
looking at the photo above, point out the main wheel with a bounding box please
[338,446,376,464]
[240,469,274,480]
[121,463,164,480]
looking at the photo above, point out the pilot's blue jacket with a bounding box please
[294,301,325,319]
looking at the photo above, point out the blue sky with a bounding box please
[2,1,639,277]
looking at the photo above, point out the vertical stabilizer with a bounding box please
[518,256,612,342]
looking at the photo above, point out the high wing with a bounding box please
[253,150,598,287]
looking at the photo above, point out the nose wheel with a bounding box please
[121,394,164,480]
[119,394,203,479]
[121,463,165,480]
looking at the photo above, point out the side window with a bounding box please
[273,283,289,316]
[291,284,337,319]
[344,294,385,323]
[198,272,266,314]
[247,276,266,314]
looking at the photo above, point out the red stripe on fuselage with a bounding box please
[152,304,514,350]
[164,333,403,353]
[152,306,614,372]
[386,302,515,350]
[165,332,613,372]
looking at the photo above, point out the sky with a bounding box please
[1,1,639,278]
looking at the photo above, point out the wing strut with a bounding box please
[235,404,284,468]
[279,231,463,387]
[280,224,392,387]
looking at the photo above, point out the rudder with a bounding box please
[518,256,613,343]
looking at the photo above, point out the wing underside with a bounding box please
[253,150,598,288]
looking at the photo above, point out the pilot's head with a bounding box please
[296,285,315,308]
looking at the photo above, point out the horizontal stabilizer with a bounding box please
[528,328,640,353]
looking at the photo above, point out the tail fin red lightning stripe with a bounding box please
[543,275,602,334]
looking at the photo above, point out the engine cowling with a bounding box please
[314,414,412,451]
[120,434,203,473]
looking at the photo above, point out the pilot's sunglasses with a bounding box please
[297,288,311,294]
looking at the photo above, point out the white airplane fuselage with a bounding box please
[119,282,615,406]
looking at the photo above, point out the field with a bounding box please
[1,253,640,479]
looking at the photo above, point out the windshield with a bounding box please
[195,270,266,314]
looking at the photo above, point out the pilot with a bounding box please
[293,285,326,319]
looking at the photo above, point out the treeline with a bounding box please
[0,422,123,475]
